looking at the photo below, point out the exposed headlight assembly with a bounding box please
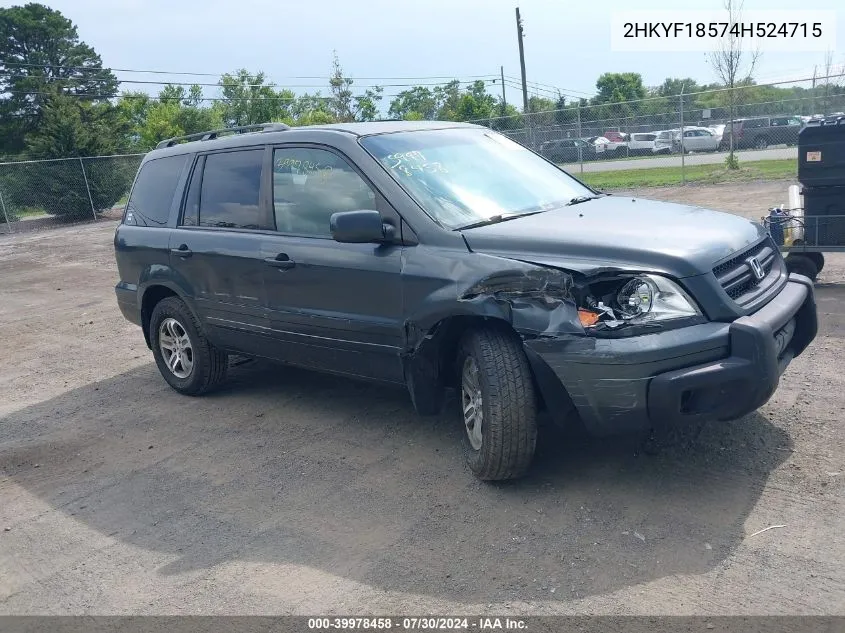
[579,274,700,329]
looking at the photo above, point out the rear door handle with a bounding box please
[171,245,193,258]
[264,254,295,270]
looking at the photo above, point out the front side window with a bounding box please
[272,147,377,236]
[198,149,266,229]
[361,129,592,230]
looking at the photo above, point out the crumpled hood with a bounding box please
[459,195,767,277]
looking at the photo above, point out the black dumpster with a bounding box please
[799,116,845,187]
[798,116,845,247]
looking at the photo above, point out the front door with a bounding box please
[260,145,405,382]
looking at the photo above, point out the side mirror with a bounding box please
[330,210,395,243]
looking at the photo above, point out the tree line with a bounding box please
[2,2,845,163]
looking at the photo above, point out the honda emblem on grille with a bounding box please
[748,256,765,281]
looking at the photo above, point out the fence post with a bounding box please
[0,183,12,233]
[576,104,583,174]
[79,157,97,221]
[679,89,686,185]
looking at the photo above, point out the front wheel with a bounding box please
[458,328,538,481]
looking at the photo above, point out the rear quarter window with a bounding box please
[125,154,189,226]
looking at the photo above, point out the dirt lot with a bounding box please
[0,181,843,615]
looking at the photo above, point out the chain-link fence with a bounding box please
[471,75,845,191]
[0,154,144,234]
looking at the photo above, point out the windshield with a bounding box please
[360,128,593,229]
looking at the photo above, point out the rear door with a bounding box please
[117,154,191,303]
[168,147,271,354]
[259,144,405,382]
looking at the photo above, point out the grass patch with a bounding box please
[577,158,797,190]
[1,206,48,222]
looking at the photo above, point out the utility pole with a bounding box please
[811,65,817,115]
[680,82,686,184]
[500,65,507,114]
[515,7,529,113]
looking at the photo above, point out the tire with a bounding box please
[806,252,825,273]
[149,297,228,395]
[754,137,769,150]
[785,254,819,281]
[457,328,538,481]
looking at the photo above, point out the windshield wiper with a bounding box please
[566,194,604,206]
[455,211,544,231]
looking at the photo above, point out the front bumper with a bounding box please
[524,275,817,435]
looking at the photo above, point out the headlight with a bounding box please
[580,274,700,328]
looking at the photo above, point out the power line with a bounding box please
[0,72,496,90]
[503,76,591,100]
[478,71,845,123]
[0,61,499,82]
[505,75,594,97]
[2,89,454,103]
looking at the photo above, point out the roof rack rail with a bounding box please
[155,122,291,149]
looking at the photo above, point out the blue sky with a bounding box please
[5,0,843,102]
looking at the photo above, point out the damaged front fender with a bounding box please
[457,262,583,338]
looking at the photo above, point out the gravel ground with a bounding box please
[0,180,842,615]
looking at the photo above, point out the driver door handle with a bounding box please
[264,254,295,270]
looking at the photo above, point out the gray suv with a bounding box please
[114,121,817,480]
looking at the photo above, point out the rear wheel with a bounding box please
[457,328,538,481]
[150,297,228,395]
[754,137,769,150]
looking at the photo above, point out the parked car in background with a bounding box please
[603,130,627,143]
[590,136,612,156]
[653,130,677,154]
[628,133,657,155]
[708,123,726,141]
[722,116,804,150]
[675,126,721,153]
[539,138,597,163]
[594,133,628,157]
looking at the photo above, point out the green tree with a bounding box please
[354,86,383,122]
[656,77,702,97]
[593,72,647,105]
[328,52,383,122]
[453,80,497,121]
[218,69,293,126]
[18,94,132,217]
[286,92,335,126]
[434,80,462,120]
[489,102,523,131]
[0,3,118,155]
[116,91,151,150]
[388,86,438,120]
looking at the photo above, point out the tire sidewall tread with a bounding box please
[458,328,538,481]
[149,297,228,396]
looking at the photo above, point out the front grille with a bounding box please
[713,238,782,306]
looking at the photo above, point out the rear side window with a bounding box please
[197,149,267,229]
[125,154,188,226]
